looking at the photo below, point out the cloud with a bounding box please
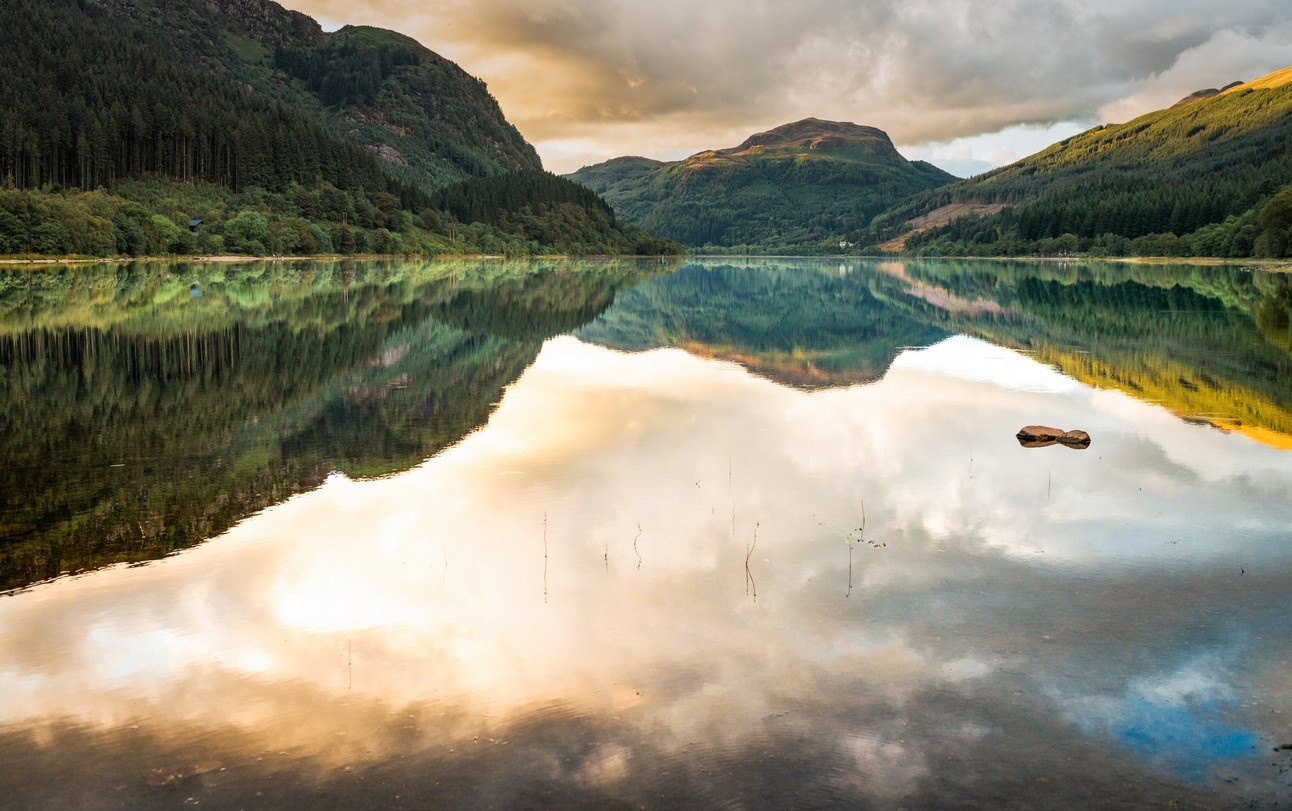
[1099,23,1292,122]
[281,0,1292,171]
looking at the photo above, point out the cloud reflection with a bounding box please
[2,334,1292,805]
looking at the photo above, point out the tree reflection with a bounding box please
[0,259,658,591]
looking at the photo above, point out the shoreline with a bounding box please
[0,252,682,266]
[0,253,1289,272]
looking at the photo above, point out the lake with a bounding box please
[2,257,1291,809]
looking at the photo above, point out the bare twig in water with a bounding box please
[745,522,759,601]
[730,454,737,540]
[846,539,853,599]
[634,523,643,570]
[846,498,887,566]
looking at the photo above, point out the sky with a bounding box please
[282,1,1292,176]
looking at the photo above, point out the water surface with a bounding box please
[2,257,1292,809]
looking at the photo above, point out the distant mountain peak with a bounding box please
[1172,81,1243,107]
[728,118,897,157]
[566,117,953,249]
[214,0,324,46]
[1167,66,1292,109]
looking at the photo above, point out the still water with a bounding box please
[2,257,1292,808]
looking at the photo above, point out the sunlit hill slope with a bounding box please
[879,66,1292,258]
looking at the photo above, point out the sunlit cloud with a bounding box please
[1099,24,1292,122]
[280,1,1292,173]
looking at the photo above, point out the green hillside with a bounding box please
[0,0,677,257]
[92,0,543,190]
[567,119,955,253]
[271,25,545,189]
[877,68,1292,258]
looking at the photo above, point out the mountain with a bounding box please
[84,0,543,190]
[566,118,955,252]
[0,0,678,257]
[272,24,547,189]
[877,67,1292,258]
[1171,81,1243,108]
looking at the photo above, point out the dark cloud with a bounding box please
[285,1,1292,170]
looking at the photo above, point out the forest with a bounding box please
[0,0,677,258]
[567,120,955,253]
[5,0,1292,259]
[877,80,1292,258]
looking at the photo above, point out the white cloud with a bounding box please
[282,1,1292,172]
[1099,24,1292,122]
[898,121,1093,178]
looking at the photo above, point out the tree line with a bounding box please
[881,84,1292,258]
[0,0,677,257]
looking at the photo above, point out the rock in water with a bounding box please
[1016,425,1091,449]
[1016,425,1065,442]
[1059,430,1091,448]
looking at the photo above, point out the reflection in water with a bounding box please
[577,259,949,388]
[581,258,1292,448]
[0,258,659,590]
[2,258,1292,808]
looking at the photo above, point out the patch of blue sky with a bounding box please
[1116,696,1258,781]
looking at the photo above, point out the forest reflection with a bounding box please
[580,257,1292,443]
[0,258,664,591]
[3,256,1291,593]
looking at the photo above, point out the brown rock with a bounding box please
[1016,425,1065,442]
[1016,426,1091,449]
[1059,430,1091,448]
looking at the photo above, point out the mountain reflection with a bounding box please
[577,258,949,388]
[582,258,1292,446]
[5,256,1292,594]
[0,259,660,591]
[895,258,1292,446]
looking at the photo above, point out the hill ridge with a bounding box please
[725,118,898,156]
[873,64,1292,258]
[1224,65,1292,92]
[568,119,953,251]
